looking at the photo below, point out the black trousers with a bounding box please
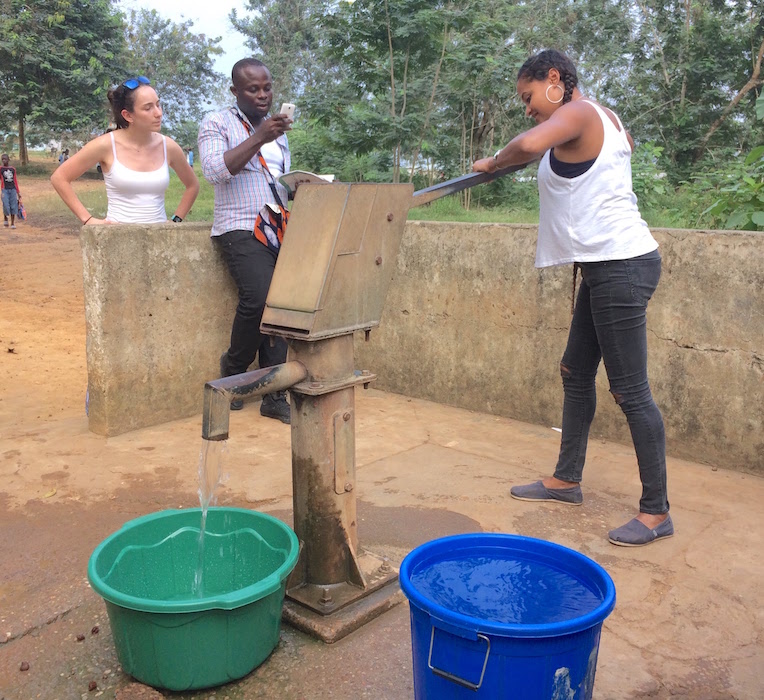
[554,251,667,514]
[213,230,287,375]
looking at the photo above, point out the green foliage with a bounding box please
[227,0,763,224]
[692,93,764,231]
[631,143,668,213]
[288,120,393,182]
[637,181,717,230]
[320,0,467,181]
[698,145,764,231]
[0,0,125,160]
[470,168,539,210]
[230,0,330,109]
[170,121,204,153]
[407,194,538,223]
[121,9,225,136]
[0,3,225,158]
[611,0,762,183]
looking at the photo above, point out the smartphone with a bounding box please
[279,103,296,120]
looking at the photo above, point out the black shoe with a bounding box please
[260,392,290,424]
[219,352,231,377]
[220,352,244,410]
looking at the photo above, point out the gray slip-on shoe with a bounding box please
[510,480,583,505]
[608,514,674,547]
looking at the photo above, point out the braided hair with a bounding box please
[517,50,578,105]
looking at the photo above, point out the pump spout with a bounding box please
[202,361,308,440]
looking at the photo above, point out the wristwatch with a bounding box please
[493,149,502,166]
[171,215,183,223]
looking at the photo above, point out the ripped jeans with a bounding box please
[553,250,669,514]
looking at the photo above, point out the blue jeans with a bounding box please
[2,189,18,217]
[553,250,668,514]
[213,230,287,375]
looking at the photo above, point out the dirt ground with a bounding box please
[2,181,764,700]
[0,178,126,501]
[0,182,199,698]
[0,183,433,700]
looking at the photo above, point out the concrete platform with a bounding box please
[1,389,762,700]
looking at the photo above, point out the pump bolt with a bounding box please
[375,256,383,265]
[320,587,333,606]
[387,212,394,221]
[309,382,323,389]
[344,482,353,492]
[361,370,371,376]
[379,557,392,573]
[343,412,351,422]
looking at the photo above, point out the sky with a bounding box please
[121,0,252,80]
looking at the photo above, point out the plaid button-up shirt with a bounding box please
[198,105,291,237]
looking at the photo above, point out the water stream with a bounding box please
[193,439,227,596]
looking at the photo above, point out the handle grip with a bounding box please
[427,625,491,691]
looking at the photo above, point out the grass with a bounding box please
[408,195,539,224]
[15,150,708,230]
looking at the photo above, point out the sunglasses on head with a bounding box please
[123,76,150,90]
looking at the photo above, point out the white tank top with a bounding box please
[104,132,170,223]
[535,101,657,268]
[260,139,285,180]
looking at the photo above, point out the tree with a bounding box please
[321,0,473,182]
[610,0,763,181]
[0,0,124,163]
[230,0,329,108]
[121,9,226,138]
[695,36,764,161]
[228,0,763,197]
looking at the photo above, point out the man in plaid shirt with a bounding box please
[199,58,293,422]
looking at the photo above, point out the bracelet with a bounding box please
[83,216,92,225]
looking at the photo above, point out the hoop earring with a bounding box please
[546,84,564,104]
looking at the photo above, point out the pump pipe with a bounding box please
[202,361,308,441]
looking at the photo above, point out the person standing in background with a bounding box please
[198,57,293,422]
[1,153,21,229]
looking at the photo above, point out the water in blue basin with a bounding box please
[410,553,603,625]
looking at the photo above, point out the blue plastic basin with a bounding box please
[400,533,616,699]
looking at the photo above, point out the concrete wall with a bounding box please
[80,224,235,436]
[356,222,764,475]
[81,222,764,475]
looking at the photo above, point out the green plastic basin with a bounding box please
[88,507,299,691]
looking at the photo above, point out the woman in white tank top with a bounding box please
[51,76,198,225]
[473,50,671,547]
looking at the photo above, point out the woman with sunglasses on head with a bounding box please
[51,76,199,225]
